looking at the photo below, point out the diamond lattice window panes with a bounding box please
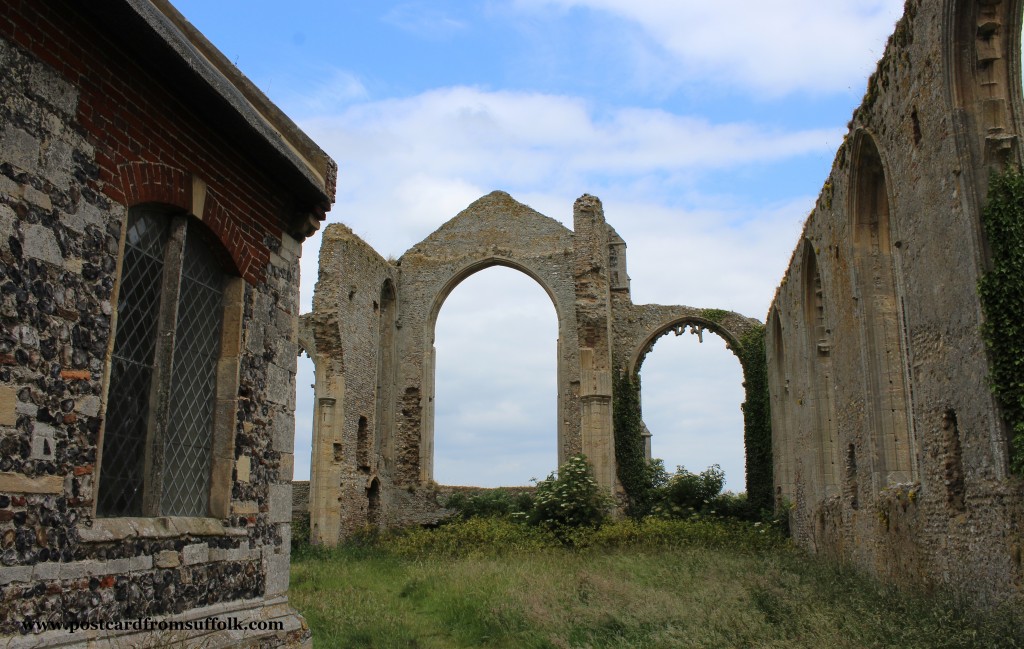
[97,206,229,518]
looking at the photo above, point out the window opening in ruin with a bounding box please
[851,134,915,487]
[846,443,859,510]
[97,205,229,517]
[639,327,745,492]
[367,478,381,527]
[768,309,793,501]
[433,266,557,487]
[375,280,397,472]
[942,409,965,511]
[802,242,839,494]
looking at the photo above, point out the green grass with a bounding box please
[289,519,1024,649]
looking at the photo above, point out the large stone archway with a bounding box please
[395,194,582,485]
[421,258,572,483]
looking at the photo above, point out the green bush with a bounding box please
[529,454,613,531]
[291,512,311,553]
[375,513,787,558]
[707,491,757,520]
[582,517,788,552]
[651,464,726,518]
[444,489,534,521]
[382,517,559,558]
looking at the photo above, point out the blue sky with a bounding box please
[173,0,906,490]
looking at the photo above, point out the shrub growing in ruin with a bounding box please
[529,454,613,530]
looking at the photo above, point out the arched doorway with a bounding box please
[432,266,559,486]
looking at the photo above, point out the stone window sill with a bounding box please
[79,516,248,543]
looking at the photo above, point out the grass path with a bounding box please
[289,520,1023,649]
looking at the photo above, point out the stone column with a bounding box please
[572,195,617,492]
[308,312,345,546]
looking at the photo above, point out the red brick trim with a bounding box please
[202,193,263,282]
[117,161,191,212]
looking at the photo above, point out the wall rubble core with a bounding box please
[766,0,1024,604]
[304,191,762,544]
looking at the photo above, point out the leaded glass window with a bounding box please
[97,206,226,518]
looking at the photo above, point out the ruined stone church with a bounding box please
[0,0,1022,647]
[303,0,1024,608]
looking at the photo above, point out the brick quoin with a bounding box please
[0,0,297,284]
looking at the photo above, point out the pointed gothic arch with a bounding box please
[849,131,916,487]
[801,240,839,494]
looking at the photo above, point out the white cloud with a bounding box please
[279,69,368,116]
[513,0,905,95]
[433,267,559,486]
[309,87,837,189]
[291,85,831,484]
[295,85,837,310]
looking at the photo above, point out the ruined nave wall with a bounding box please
[768,0,1024,602]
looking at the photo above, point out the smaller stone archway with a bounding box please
[630,317,746,479]
[628,315,746,377]
[634,317,747,490]
[612,305,770,508]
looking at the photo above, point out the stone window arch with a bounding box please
[96,204,243,518]
[849,133,915,487]
[627,314,758,493]
[801,240,839,494]
[767,308,793,503]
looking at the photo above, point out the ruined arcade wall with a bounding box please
[768,0,1024,601]
[304,224,397,544]
[307,192,588,540]
[307,191,766,541]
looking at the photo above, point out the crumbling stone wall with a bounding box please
[302,224,397,545]
[768,0,1024,602]
[307,191,761,540]
[0,0,334,646]
[291,481,310,522]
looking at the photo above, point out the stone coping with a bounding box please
[123,0,334,217]
[79,516,248,543]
